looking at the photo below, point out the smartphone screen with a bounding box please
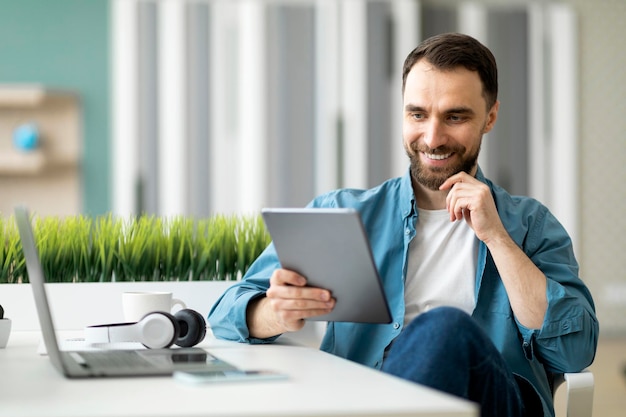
[173,369,288,384]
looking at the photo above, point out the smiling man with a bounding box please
[404,63,494,194]
[208,33,598,417]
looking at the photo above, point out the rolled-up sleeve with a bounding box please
[207,244,282,344]
[516,207,599,373]
[208,194,340,344]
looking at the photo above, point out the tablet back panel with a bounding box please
[261,208,391,324]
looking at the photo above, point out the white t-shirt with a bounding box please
[403,208,479,325]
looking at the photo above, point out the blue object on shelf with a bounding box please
[13,123,39,151]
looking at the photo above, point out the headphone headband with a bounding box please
[85,312,178,349]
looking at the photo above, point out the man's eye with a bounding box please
[411,113,424,120]
[448,115,464,122]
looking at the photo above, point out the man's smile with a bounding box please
[423,151,453,161]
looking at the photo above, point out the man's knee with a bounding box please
[420,306,471,324]
[387,307,473,358]
[383,307,477,393]
[406,307,474,335]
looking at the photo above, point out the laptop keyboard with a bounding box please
[74,350,153,369]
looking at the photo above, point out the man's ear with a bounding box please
[484,100,499,133]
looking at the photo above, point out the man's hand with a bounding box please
[246,269,335,339]
[439,171,548,329]
[439,171,507,245]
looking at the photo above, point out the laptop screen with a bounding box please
[14,206,70,375]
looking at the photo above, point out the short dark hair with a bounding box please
[402,33,498,109]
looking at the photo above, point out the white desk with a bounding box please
[0,331,477,417]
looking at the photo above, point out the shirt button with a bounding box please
[405,229,410,235]
[563,322,570,330]
[393,322,400,330]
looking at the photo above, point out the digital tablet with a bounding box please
[261,208,392,324]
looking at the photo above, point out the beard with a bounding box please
[406,141,481,190]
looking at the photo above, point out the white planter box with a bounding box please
[0,281,236,331]
[0,280,326,347]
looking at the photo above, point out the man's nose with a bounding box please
[422,119,447,149]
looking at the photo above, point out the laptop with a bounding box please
[14,206,237,378]
[261,208,391,324]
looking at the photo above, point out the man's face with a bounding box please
[402,60,499,190]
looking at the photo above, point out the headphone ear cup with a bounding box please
[173,309,206,347]
[137,311,179,349]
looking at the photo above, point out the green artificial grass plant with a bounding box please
[0,213,270,284]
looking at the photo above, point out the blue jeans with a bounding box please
[381,307,528,417]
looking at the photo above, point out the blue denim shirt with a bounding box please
[208,167,598,416]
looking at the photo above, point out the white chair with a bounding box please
[554,371,595,417]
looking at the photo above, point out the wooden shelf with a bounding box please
[0,84,81,215]
[0,149,46,175]
[0,84,76,108]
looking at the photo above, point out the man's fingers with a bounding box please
[268,297,335,314]
[269,269,333,302]
[266,293,335,330]
[267,285,334,308]
[270,268,307,287]
[439,171,472,191]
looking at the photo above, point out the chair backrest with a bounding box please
[550,371,595,417]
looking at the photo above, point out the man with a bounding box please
[208,33,598,417]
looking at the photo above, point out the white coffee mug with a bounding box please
[122,291,186,322]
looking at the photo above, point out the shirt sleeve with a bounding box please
[516,207,599,373]
[207,244,282,344]
[208,195,340,344]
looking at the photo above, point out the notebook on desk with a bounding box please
[14,206,237,378]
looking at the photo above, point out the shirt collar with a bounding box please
[474,165,487,183]
[400,167,416,220]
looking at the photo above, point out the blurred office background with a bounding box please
[0,0,624,332]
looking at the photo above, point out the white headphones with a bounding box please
[84,309,206,349]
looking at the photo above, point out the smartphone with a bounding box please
[173,369,288,385]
